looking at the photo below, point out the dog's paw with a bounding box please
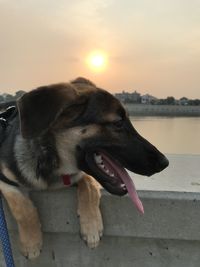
[20,240,42,259]
[79,209,103,249]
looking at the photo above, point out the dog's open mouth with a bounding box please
[85,151,144,214]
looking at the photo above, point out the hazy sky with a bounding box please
[0,0,200,98]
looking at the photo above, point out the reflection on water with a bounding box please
[130,117,200,155]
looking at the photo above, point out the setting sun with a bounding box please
[87,51,107,72]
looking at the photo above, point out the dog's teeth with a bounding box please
[100,163,105,169]
[110,173,114,177]
[121,184,127,190]
[95,155,103,164]
[96,156,102,163]
[105,169,109,174]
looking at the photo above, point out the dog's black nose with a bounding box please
[158,156,169,171]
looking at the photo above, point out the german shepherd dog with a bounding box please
[0,77,168,259]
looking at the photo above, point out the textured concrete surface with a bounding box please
[4,189,200,240]
[0,154,200,267]
[2,234,200,267]
[1,189,200,267]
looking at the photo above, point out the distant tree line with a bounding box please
[0,90,25,103]
[115,91,200,106]
[155,96,200,106]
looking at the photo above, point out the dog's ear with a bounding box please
[17,83,85,139]
[71,77,96,87]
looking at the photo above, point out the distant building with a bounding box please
[179,97,188,106]
[141,94,157,104]
[115,90,141,103]
[115,89,200,106]
[130,91,141,102]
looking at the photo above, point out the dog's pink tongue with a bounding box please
[115,167,144,214]
[100,153,144,214]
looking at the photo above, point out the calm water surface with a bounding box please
[130,117,200,155]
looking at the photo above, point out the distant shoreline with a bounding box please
[124,103,200,117]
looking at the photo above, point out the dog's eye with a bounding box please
[112,119,123,128]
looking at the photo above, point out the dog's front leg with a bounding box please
[0,182,42,259]
[77,174,103,248]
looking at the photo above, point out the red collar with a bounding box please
[62,174,71,186]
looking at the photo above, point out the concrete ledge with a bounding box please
[1,154,200,266]
[1,189,200,267]
[4,233,200,267]
[4,189,200,241]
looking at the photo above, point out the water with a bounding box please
[130,117,200,155]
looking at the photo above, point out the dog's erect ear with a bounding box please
[71,77,96,87]
[17,83,85,139]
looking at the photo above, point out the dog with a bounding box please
[0,77,169,259]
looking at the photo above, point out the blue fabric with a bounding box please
[0,197,15,267]
[0,106,16,266]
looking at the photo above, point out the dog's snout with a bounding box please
[158,155,169,171]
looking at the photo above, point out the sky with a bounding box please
[0,0,200,98]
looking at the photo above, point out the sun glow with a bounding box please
[87,51,107,72]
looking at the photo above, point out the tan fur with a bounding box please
[103,113,122,122]
[55,125,100,177]
[1,163,18,183]
[77,174,103,248]
[0,182,42,259]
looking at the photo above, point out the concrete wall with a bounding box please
[125,104,200,116]
[0,155,200,267]
[1,190,200,267]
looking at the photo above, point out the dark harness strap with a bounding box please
[0,105,19,187]
[0,173,19,187]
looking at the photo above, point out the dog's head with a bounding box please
[17,77,168,212]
